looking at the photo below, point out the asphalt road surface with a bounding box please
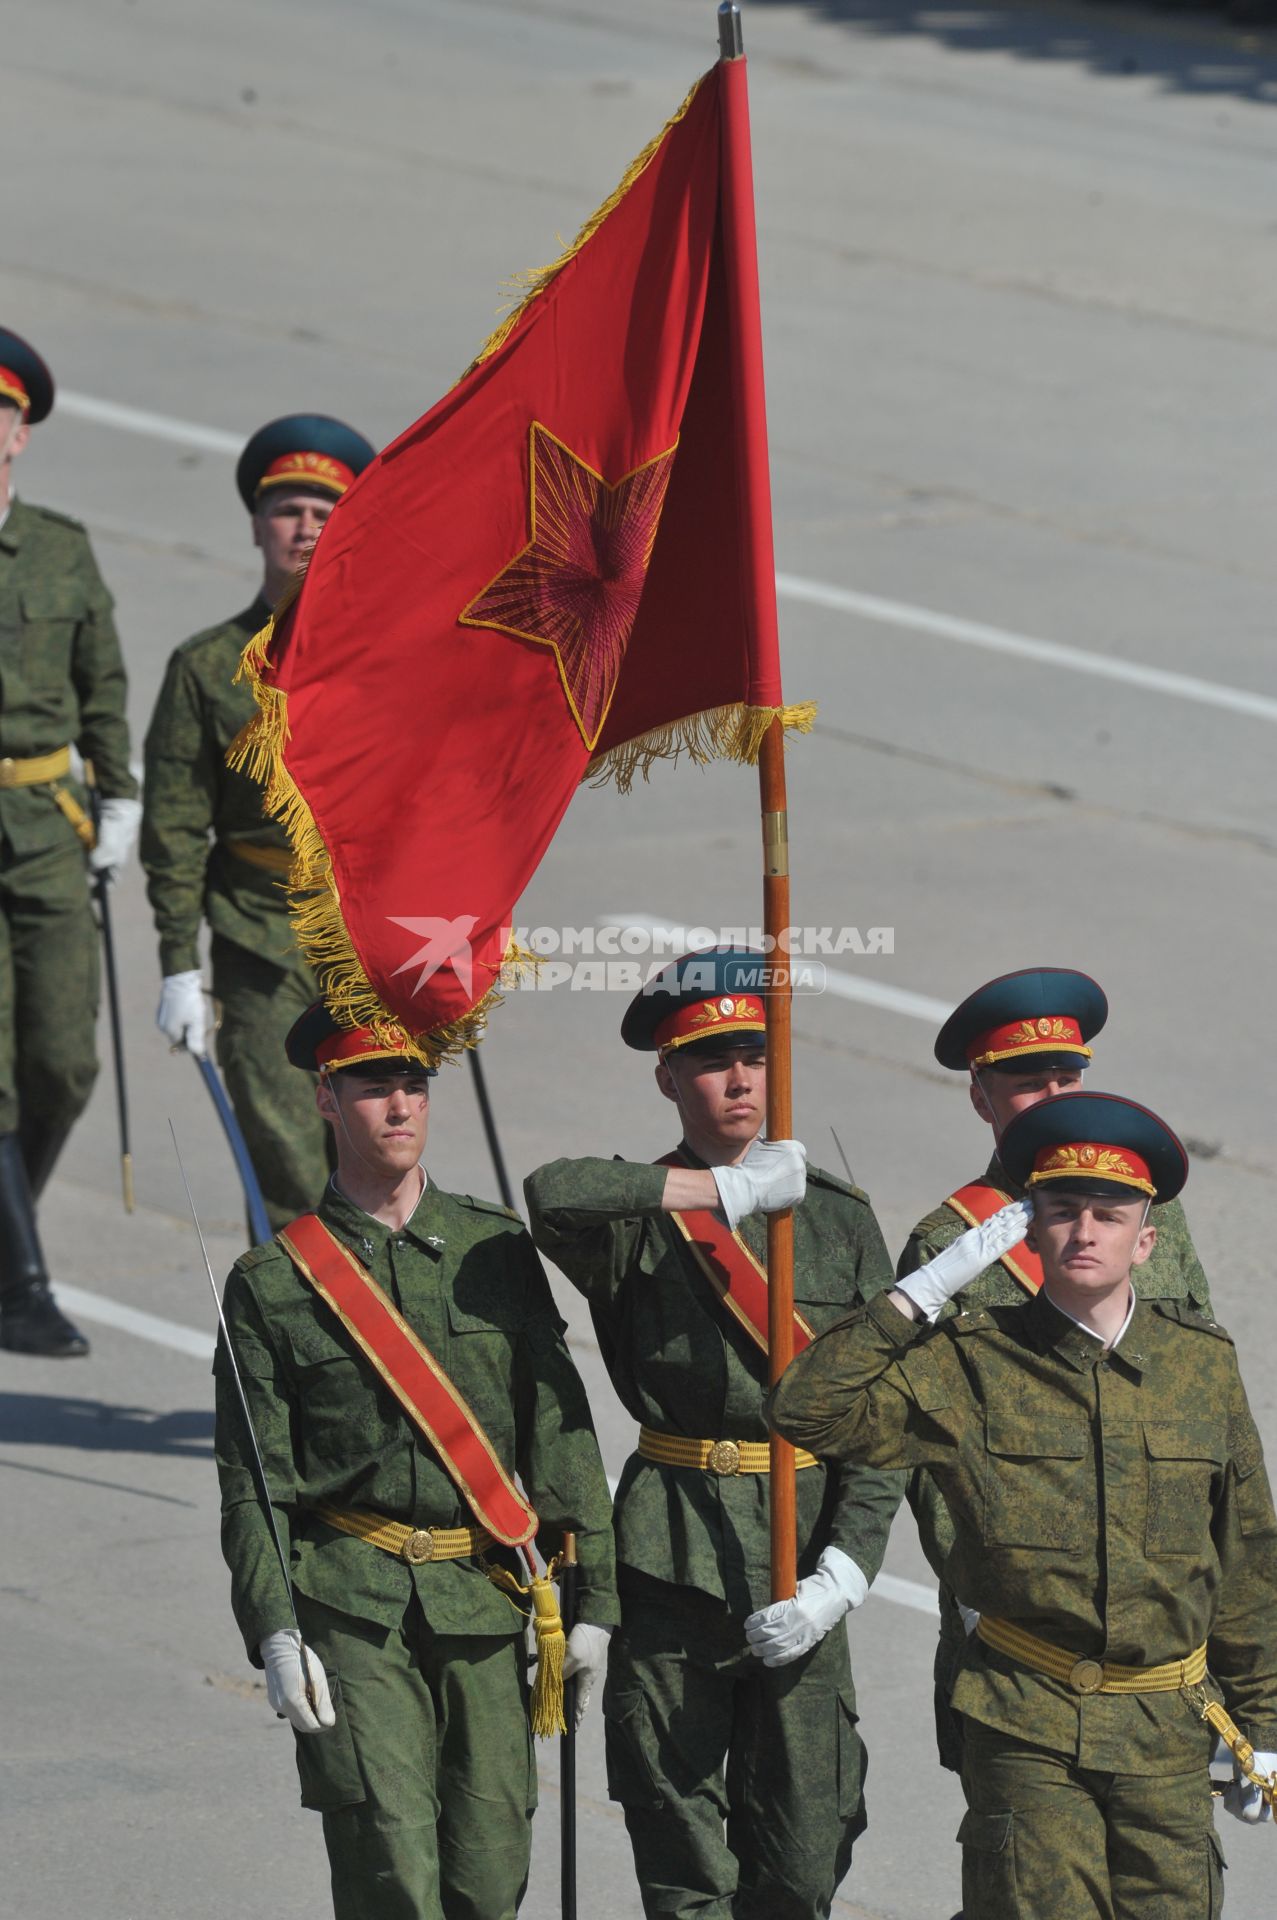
[4,1,1277,1915]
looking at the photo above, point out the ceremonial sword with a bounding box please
[169,1121,318,1716]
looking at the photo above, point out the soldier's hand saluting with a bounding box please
[890,1198,1033,1323]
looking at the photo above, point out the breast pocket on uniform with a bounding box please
[984,1414,1089,1549]
[20,584,82,690]
[1144,1421,1224,1556]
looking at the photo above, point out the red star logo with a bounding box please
[459,423,677,750]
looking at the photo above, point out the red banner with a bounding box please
[233,62,809,1060]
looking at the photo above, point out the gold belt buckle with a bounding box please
[401,1528,437,1565]
[1070,1657,1105,1695]
[707,1439,741,1477]
[0,759,16,789]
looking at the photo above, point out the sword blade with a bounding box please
[169,1120,318,1715]
[830,1126,855,1188]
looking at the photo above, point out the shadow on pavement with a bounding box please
[0,1390,214,1458]
[754,0,1277,102]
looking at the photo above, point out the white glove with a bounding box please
[88,795,142,880]
[561,1621,612,1729]
[1223,1752,1277,1824]
[895,1199,1034,1322]
[259,1628,336,1734]
[958,1602,981,1637]
[157,970,209,1057]
[743,1546,868,1668]
[713,1138,807,1231]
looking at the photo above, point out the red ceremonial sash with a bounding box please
[658,1150,814,1359]
[945,1182,1043,1296]
[277,1214,537,1548]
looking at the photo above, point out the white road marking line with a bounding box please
[597,913,951,1025]
[59,389,243,456]
[869,1572,940,1616]
[56,1283,216,1361]
[49,389,1276,725]
[776,571,1277,725]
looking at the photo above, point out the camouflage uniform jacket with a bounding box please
[770,1288,1277,1772]
[0,497,136,854]
[525,1152,903,1615]
[898,1148,1212,1313]
[214,1176,619,1663]
[141,601,298,975]
[899,1149,1214,1586]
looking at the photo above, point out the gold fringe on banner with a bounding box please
[587,700,817,794]
[464,72,706,376]
[230,615,534,1068]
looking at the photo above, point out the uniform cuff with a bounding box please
[160,940,201,977]
[866,1290,928,1344]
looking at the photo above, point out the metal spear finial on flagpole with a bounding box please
[713,0,799,1604]
[718,2,744,59]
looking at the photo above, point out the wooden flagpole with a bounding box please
[716,1,797,1603]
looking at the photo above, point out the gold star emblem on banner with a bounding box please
[460,422,677,750]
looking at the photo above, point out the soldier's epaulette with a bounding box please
[807,1164,871,1206]
[24,500,87,534]
[459,1194,522,1224]
[1150,1299,1234,1342]
[235,1239,284,1272]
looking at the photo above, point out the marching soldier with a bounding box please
[898,966,1214,1774]
[213,1001,617,1920]
[141,415,375,1232]
[772,1092,1277,1919]
[0,327,141,1357]
[525,949,902,1920]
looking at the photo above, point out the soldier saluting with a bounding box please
[772,1091,1277,1918]
[897,966,1216,1778]
[525,948,902,1920]
[0,327,141,1357]
[142,415,375,1231]
[213,1001,617,1920]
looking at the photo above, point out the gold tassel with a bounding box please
[464,74,706,378]
[587,700,818,794]
[483,1557,567,1739]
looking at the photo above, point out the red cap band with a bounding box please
[654,993,766,1054]
[967,1015,1091,1069]
[0,366,31,415]
[256,451,354,498]
[316,1024,418,1071]
[1027,1142,1154,1198]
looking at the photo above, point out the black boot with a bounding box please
[0,1133,88,1357]
[19,1114,74,1201]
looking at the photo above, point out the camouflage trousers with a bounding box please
[211,936,334,1234]
[604,1571,866,1919]
[293,1594,535,1920]
[0,831,98,1156]
[959,1716,1225,1918]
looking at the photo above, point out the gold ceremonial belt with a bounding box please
[223,836,294,875]
[977,1615,1208,1696]
[637,1426,819,1477]
[0,746,72,789]
[316,1502,493,1567]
